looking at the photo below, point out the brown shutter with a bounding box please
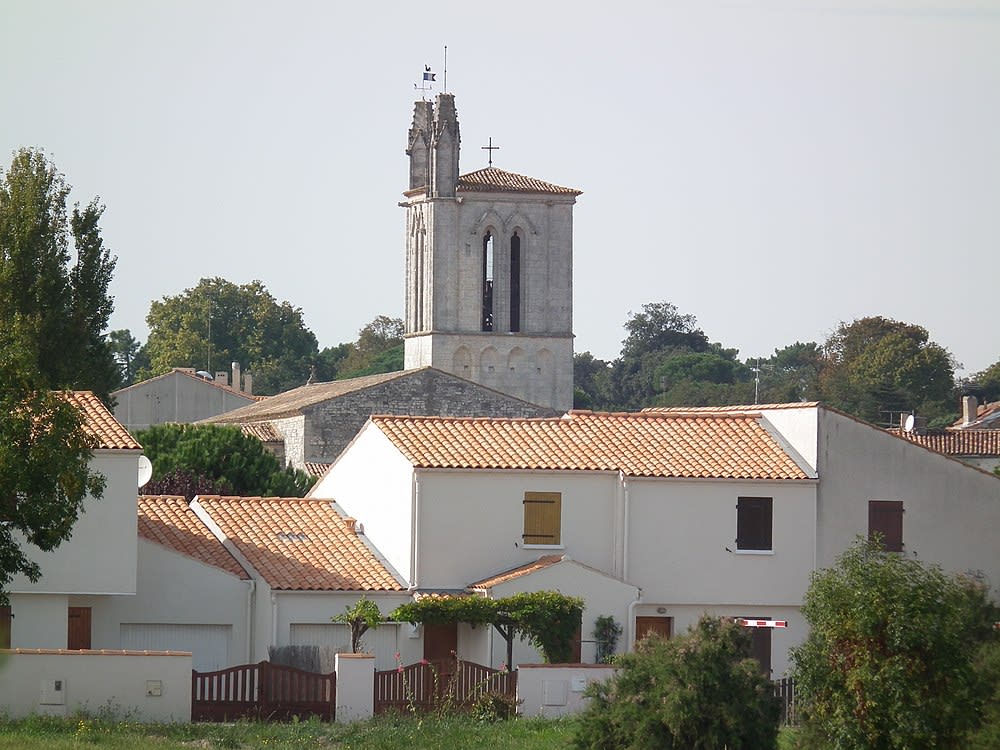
[869,501,903,552]
[523,492,561,545]
[737,497,772,550]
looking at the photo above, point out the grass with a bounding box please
[0,713,579,750]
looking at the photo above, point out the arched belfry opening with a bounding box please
[509,231,521,333]
[481,232,494,332]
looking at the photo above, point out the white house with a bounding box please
[309,404,1000,677]
[108,495,414,671]
[4,392,143,650]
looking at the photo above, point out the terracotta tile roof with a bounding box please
[64,391,141,450]
[456,167,581,196]
[113,368,264,402]
[890,429,1000,457]
[194,496,403,591]
[304,462,331,478]
[371,410,811,480]
[469,555,564,590]
[137,495,249,578]
[241,422,282,442]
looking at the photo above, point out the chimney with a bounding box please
[243,372,253,397]
[232,361,241,392]
[344,518,357,534]
[215,371,229,386]
[962,395,978,426]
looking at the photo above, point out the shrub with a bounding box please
[574,616,780,749]
[791,536,999,750]
[471,691,519,722]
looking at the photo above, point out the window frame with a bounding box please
[522,491,562,548]
[736,496,773,552]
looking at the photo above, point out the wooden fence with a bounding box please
[192,661,336,722]
[374,659,516,714]
[774,677,797,726]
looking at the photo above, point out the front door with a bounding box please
[67,607,92,650]
[422,622,457,662]
[634,615,673,644]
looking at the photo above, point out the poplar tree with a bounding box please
[0,148,119,402]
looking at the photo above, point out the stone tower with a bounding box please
[403,93,580,412]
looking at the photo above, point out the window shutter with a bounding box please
[869,500,903,551]
[523,492,561,545]
[737,497,772,551]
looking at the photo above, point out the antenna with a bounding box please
[904,414,916,433]
[137,456,153,489]
[443,45,448,92]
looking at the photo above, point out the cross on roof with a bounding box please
[481,137,500,167]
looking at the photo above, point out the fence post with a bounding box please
[335,653,374,722]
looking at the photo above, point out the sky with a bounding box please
[2,0,998,377]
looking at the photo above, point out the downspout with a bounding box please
[271,593,278,655]
[245,579,255,663]
[409,472,420,591]
[626,592,642,652]
[622,474,632,582]
[614,471,625,578]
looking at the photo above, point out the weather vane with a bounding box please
[414,65,435,98]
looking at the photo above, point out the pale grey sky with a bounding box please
[2,0,998,375]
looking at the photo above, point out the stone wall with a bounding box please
[297,369,556,467]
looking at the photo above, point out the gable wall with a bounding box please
[312,426,416,584]
[10,450,138,595]
[114,373,255,431]
[816,409,1000,597]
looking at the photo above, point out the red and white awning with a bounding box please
[736,618,787,628]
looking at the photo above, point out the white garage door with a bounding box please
[290,623,399,670]
[120,623,232,672]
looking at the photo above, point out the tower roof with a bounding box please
[456,167,581,196]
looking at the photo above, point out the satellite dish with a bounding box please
[137,456,153,489]
[904,414,916,433]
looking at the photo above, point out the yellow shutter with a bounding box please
[523,492,561,545]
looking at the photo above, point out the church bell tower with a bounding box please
[403,93,580,412]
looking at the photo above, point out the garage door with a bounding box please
[120,623,232,672]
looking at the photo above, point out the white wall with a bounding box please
[10,450,139,596]
[0,650,192,722]
[816,410,1000,600]
[311,425,415,584]
[8,595,68,649]
[75,539,252,669]
[759,407,819,473]
[415,470,619,589]
[627,478,817,606]
[517,664,615,718]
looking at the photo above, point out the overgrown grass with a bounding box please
[0,713,578,750]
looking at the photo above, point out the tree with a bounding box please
[336,315,404,379]
[108,329,149,387]
[574,616,781,750]
[0,337,106,598]
[143,277,319,395]
[974,359,1000,404]
[753,341,823,404]
[332,597,383,653]
[791,536,998,750]
[573,352,612,410]
[819,317,956,423]
[0,148,119,402]
[136,424,314,499]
